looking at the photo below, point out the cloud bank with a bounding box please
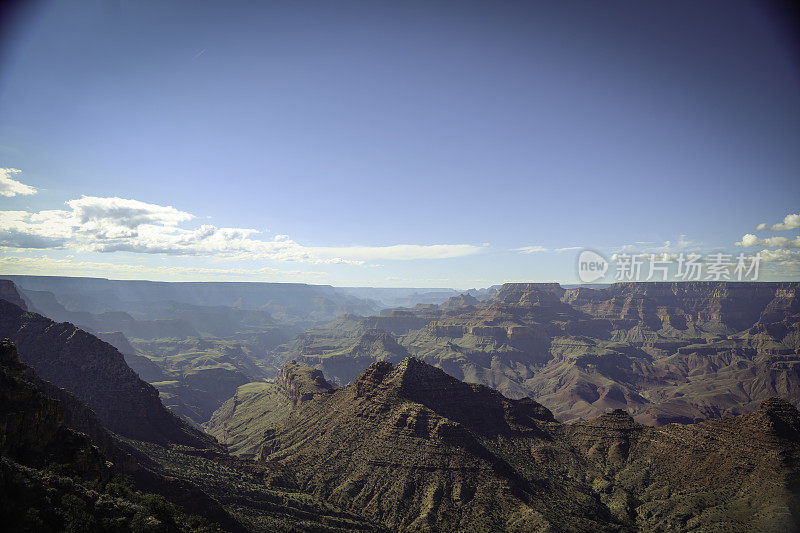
[0,168,37,197]
[735,234,800,249]
[0,195,484,263]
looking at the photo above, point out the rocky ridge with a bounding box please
[0,282,214,447]
[220,358,800,531]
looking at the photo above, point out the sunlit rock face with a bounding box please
[276,281,800,425]
[208,357,800,532]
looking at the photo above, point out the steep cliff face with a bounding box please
[0,339,106,474]
[276,360,334,405]
[0,292,215,448]
[247,359,800,531]
[566,282,788,332]
[493,282,565,305]
[0,279,27,311]
[758,285,800,325]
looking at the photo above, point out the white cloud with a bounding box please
[735,233,800,248]
[67,196,193,229]
[756,213,800,231]
[758,249,800,263]
[515,245,548,254]
[0,210,73,248]
[0,168,37,197]
[0,195,484,263]
[514,245,586,254]
[756,249,800,278]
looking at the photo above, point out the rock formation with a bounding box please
[278,281,800,425]
[213,358,800,531]
[0,282,215,447]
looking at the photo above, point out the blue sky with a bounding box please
[0,0,798,287]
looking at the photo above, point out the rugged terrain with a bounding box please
[0,283,386,531]
[209,357,800,531]
[275,281,800,424]
[4,276,464,426]
[0,334,385,532]
[0,338,237,532]
[205,362,334,458]
[2,274,800,531]
[0,281,213,446]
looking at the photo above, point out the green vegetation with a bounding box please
[130,338,271,425]
[122,439,383,532]
[0,458,220,533]
[203,382,292,458]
